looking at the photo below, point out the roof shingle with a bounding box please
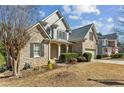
[101,33,118,39]
[69,24,93,41]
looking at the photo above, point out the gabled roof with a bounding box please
[41,10,71,31]
[101,33,118,39]
[27,23,51,39]
[27,10,71,40]
[69,24,94,41]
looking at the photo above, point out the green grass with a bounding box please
[0,52,6,66]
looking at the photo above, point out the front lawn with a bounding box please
[1,62,124,87]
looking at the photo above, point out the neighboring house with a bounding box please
[69,24,98,59]
[97,33,118,56]
[19,10,98,69]
[118,42,124,53]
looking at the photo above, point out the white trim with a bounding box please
[58,43,61,58]
[27,23,51,40]
[53,17,63,24]
[83,24,98,43]
[33,43,41,58]
[38,23,51,39]
[66,44,69,53]
[27,23,39,31]
[42,10,59,21]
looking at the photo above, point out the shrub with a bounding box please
[0,52,6,66]
[102,54,109,57]
[0,65,7,73]
[111,53,123,58]
[47,60,53,70]
[59,53,79,63]
[69,58,77,64]
[23,63,32,70]
[83,52,92,62]
[77,56,86,62]
[33,66,41,72]
[96,55,102,59]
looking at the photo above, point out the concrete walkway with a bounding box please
[94,59,124,65]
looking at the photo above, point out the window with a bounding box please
[46,26,54,38]
[57,30,67,40]
[102,39,107,46]
[108,41,115,47]
[33,43,41,57]
[89,32,93,41]
[30,43,44,58]
[46,27,51,35]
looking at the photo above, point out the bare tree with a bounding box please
[114,6,124,43]
[0,6,40,77]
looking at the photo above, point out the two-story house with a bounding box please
[97,33,118,56]
[19,10,98,69]
[19,10,71,68]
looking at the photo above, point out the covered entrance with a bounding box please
[50,40,71,59]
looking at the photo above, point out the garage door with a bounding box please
[85,49,96,59]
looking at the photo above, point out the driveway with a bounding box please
[94,59,124,65]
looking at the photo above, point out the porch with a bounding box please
[49,39,72,59]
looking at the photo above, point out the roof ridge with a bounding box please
[42,10,59,21]
[72,23,93,31]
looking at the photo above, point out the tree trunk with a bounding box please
[13,58,18,76]
[5,46,11,68]
[17,51,21,77]
[13,51,21,78]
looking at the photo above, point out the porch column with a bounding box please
[82,42,85,54]
[58,43,61,58]
[48,43,51,60]
[66,44,69,53]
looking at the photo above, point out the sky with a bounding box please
[36,5,124,42]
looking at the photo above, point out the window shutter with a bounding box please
[41,43,44,57]
[30,43,34,58]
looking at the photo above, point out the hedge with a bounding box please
[77,56,87,62]
[96,55,102,59]
[83,52,92,62]
[59,53,79,63]
[102,54,109,57]
[111,53,123,58]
